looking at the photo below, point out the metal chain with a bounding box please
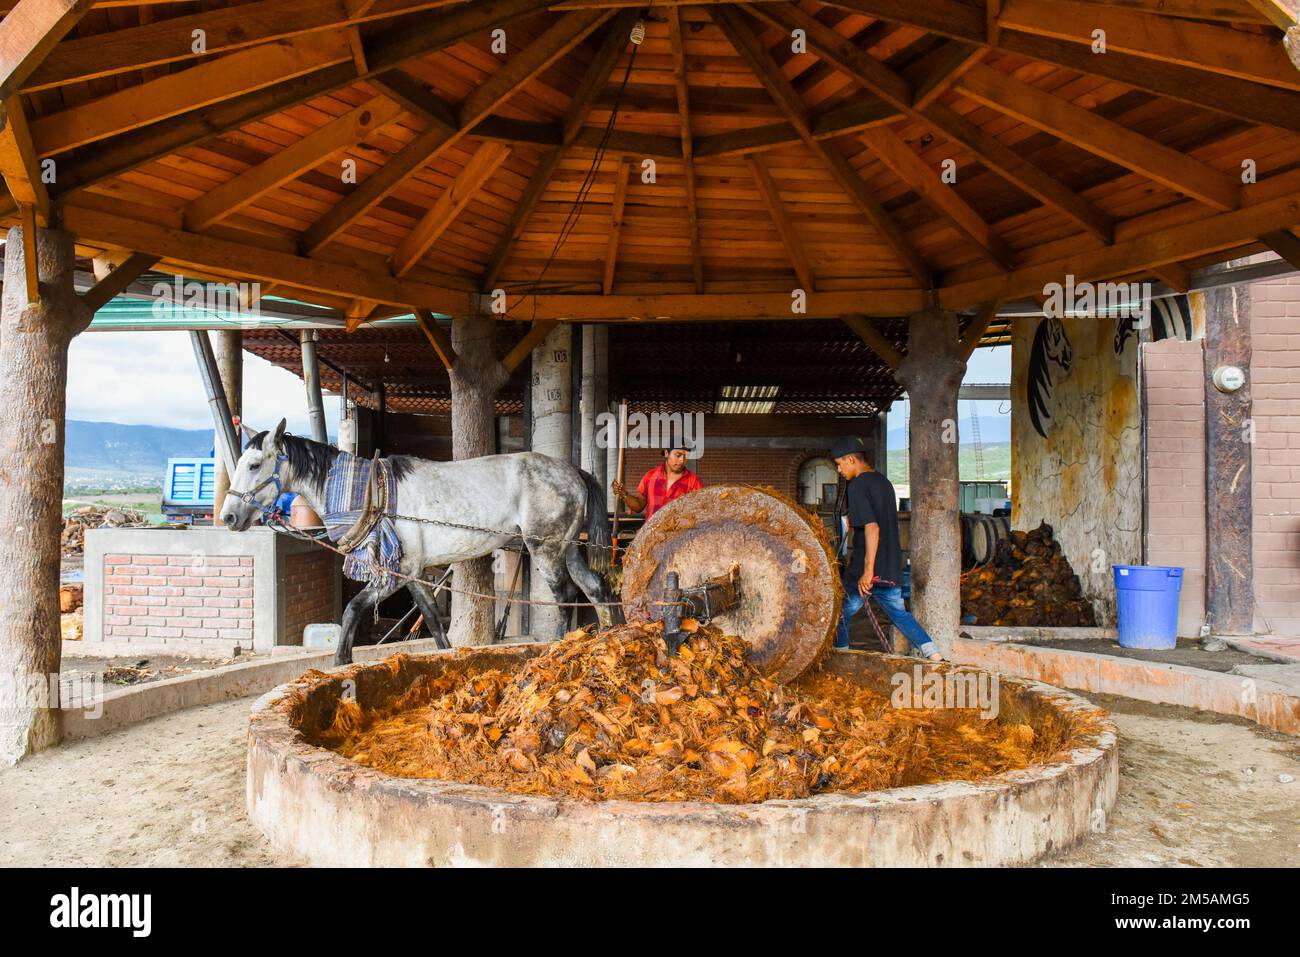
[384,511,598,551]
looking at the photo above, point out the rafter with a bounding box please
[859,126,1016,270]
[746,154,816,292]
[300,9,608,257]
[997,0,1300,92]
[907,41,987,109]
[604,155,631,295]
[31,30,354,156]
[482,147,566,291]
[0,0,93,100]
[747,2,1113,244]
[414,308,457,369]
[185,96,404,232]
[711,4,931,285]
[841,314,903,369]
[956,64,1242,211]
[501,320,558,373]
[668,9,705,293]
[391,141,512,277]
[959,300,1003,360]
[0,95,46,224]
[1262,230,1300,270]
[80,252,160,313]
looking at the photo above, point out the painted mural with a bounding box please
[1012,313,1143,625]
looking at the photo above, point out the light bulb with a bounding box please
[630,20,645,45]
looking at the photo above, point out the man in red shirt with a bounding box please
[613,443,703,520]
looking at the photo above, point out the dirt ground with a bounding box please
[1,687,1296,867]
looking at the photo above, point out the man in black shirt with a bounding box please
[831,435,943,660]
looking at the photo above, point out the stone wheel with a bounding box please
[620,485,842,684]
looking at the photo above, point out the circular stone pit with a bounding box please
[247,645,1117,867]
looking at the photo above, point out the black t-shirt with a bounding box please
[844,469,903,587]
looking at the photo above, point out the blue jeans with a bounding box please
[836,584,939,657]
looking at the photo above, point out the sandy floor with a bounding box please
[0,691,1296,867]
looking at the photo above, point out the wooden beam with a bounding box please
[957,64,1242,211]
[369,70,456,132]
[1261,229,1300,269]
[604,155,630,295]
[31,30,355,156]
[8,0,557,216]
[501,320,558,373]
[79,251,160,313]
[908,41,987,110]
[0,0,93,100]
[842,314,903,369]
[1154,263,1192,293]
[859,126,1015,270]
[746,154,816,292]
[497,288,929,322]
[414,308,457,369]
[60,203,471,314]
[959,300,1002,360]
[562,9,638,146]
[668,8,704,293]
[0,95,46,224]
[997,0,1300,92]
[938,190,1300,310]
[391,141,511,276]
[712,5,931,284]
[1243,0,1300,30]
[23,0,463,91]
[747,1,1113,244]
[184,96,403,232]
[19,201,37,302]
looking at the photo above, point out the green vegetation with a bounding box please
[63,491,165,526]
[887,443,1011,485]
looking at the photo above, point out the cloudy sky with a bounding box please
[67,328,1010,438]
[68,330,341,436]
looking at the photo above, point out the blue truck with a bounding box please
[161,456,216,525]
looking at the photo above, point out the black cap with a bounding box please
[830,435,867,459]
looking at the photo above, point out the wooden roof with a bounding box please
[3,0,1300,338]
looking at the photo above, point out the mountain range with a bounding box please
[887,415,1011,449]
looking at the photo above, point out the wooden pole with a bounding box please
[612,399,627,562]
[0,222,91,764]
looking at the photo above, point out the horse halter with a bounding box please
[229,452,290,519]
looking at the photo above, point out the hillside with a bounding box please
[65,420,212,490]
[887,443,1011,484]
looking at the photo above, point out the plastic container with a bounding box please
[303,623,341,650]
[1113,565,1183,649]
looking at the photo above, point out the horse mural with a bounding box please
[1026,317,1074,438]
[219,419,612,664]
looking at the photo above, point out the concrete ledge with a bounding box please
[960,626,1118,642]
[57,640,442,743]
[952,638,1300,736]
[248,647,1118,867]
[61,638,249,659]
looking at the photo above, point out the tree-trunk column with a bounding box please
[0,225,91,764]
[447,312,507,646]
[212,330,242,518]
[895,308,966,655]
[530,323,572,637]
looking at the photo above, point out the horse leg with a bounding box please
[565,543,612,629]
[532,546,575,640]
[407,578,449,649]
[336,582,396,666]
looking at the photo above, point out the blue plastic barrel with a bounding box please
[1113,565,1183,649]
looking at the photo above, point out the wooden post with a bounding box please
[212,329,242,519]
[0,223,91,764]
[529,322,572,637]
[895,308,966,655]
[1204,283,1255,636]
[447,311,508,646]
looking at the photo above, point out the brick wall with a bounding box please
[624,446,824,498]
[1142,339,1208,637]
[102,554,254,646]
[282,550,338,645]
[1251,276,1300,637]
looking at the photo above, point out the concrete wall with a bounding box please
[1143,338,1208,637]
[85,527,342,653]
[1012,316,1142,625]
[1251,275,1300,637]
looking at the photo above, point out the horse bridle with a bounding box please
[228,451,290,520]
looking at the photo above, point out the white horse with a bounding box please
[218,419,612,663]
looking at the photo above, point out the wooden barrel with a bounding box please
[621,485,841,684]
[967,515,1011,566]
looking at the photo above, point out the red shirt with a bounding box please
[637,464,703,519]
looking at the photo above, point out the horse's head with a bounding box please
[219,418,288,531]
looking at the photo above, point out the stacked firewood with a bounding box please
[61,505,147,553]
[961,522,1096,627]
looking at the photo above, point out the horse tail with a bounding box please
[579,467,611,575]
